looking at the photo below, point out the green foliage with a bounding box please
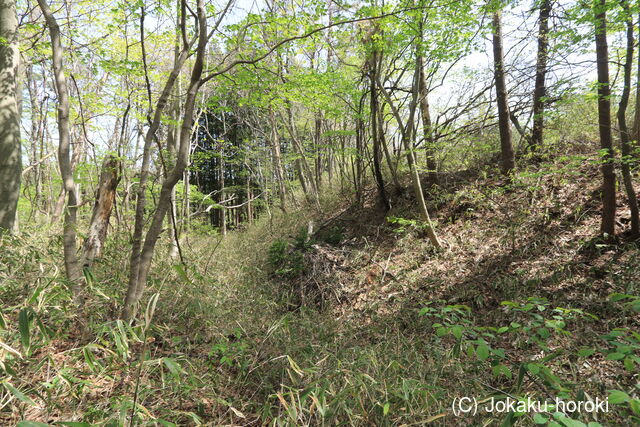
[318,225,344,245]
[268,227,314,278]
[387,215,420,234]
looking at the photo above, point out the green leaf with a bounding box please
[527,363,540,375]
[608,390,630,404]
[162,358,183,377]
[17,422,49,427]
[552,412,587,427]
[533,413,548,424]
[451,325,463,340]
[173,264,192,284]
[382,402,390,416]
[18,309,31,352]
[577,348,595,357]
[624,356,635,371]
[630,399,640,416]
[56,423,92,427]
[476,343,489,361]
[4,382,35,405]
[606,352,625,361]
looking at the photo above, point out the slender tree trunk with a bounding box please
[246,171,253,224]
[0,0,22,232]
[617,0,639,237]
[355,102,366,207]
[269,107,287,213]
[419,65,438,185]
[81,154,121,267]
[123,0,209,320]
[492,10,515,176]
[26,65,43,211]
[37,0,86,314]
[284,105,319,205]
[595,0,616,237]
[530,0,551,152]
[379,106,402,193]
[314,115,323,191]
[218,143,227,235]
[124,35,193,319]
[369,50,391,211]
[632,11,640,148]
[167,44,182,259]
[376,55,443,250]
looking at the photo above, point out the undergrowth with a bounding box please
[2,147,640,426]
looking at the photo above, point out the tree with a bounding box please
[37,0,86,316]
[616,0,639,237]
[81,154,121,267]
[419,64,438,186]
[364,21,391,211]
[123,0,214,320]
[376,31,443,249]
[491,8,515,176]
[0,0,22,232]
[530,0,552,152]
[594,0,616,237]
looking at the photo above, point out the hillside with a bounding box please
[2,142,639,426]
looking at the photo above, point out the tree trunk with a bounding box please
[26,65,43,212]
[218,142,226,235]
[354,103,366,208]
[530,0,551,152]
[419,65,438,186]
[492,10,515,176]
[82,154,121,267]
[167,53,182,259]
[284,105,319,206]
[617,0,639,237]
[0,0,22,232]
[269,107,287,213]
[314,115,323,191]
[378,106,402,193]
[369,50,391,211]
[632,11,640,148]
[37,0,86,314]
[376,55,443,250]
[122,0,209,320]
[123,9,194,320]
[594,0,616,237]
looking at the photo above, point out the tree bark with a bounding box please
[492,10,515,176]
[82,154,121,267]
[284,104,319,206]
[419,65,438,186]
[26,65,43,212]
[37,0,86,313]
[269,107,287,213]
[530,0,551,152]
[594,0,616,237]
[0,0,22,232]
[632,11,640,148]
[617,0,639,237]
[369,49,391,211]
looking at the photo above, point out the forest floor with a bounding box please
[2,142,640,426]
